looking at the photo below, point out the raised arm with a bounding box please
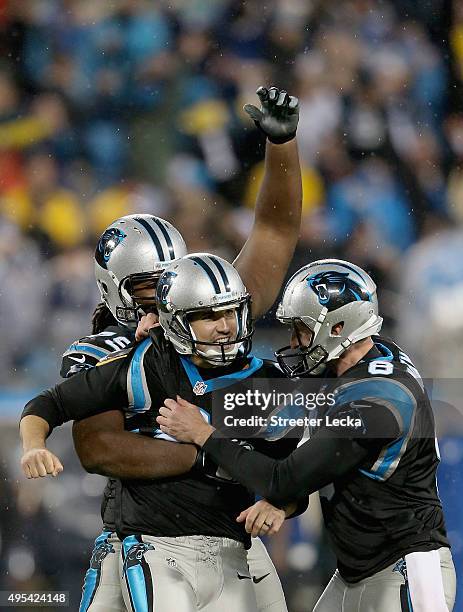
[233,87,302,318]
[72,411,197,479]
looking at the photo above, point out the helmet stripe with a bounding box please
[208,256,231,292]
[190,256,221,293]
[150,217,176,260]
[133,216,165,262]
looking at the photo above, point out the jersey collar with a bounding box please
[180,355,263,395]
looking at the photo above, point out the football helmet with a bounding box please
[157,253,253,365]
[95,214,187,327]
[275,259,383,376]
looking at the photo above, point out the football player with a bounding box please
[20,254,309,612]
[156,259,457,612]
[61,213,291,612]
[61,213,187,612]
[22,86,303,611]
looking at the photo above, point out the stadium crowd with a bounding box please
[0,1,462,610]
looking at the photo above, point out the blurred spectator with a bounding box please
[0,218,46,385]
[3,150,86,255]
[326,158,415,253]
[2,0,463,608]
[397,217,463,377]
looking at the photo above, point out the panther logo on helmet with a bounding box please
[156,271,178,309]
[307,271,370,311]
[95,228,127,269]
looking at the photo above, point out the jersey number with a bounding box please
[368,361,394,376]
[105,336,132,351]
[368,351,424,390]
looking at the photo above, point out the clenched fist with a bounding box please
[21,447,63,479]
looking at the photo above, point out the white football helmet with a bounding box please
[157,253,253,365]
[94,214,187,327]
[275,259,383,376]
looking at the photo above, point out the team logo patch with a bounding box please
[393,558,407,580]
[67,363,92,377]
[307,271,370,311]
[156,271,178,307]
[123,542,155,572]
[90,541,115,569]
[95,228,126,269]
[193,381,208,395]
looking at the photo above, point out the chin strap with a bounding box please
[196,343,242,365]
[327,314,383,361]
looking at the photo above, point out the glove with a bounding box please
[244,86,299,144]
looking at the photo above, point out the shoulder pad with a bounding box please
[61,358,95,378]
[372,335,404,361]
[125,338,153,413]
[61,334,113,378]
[96,347,132,367]
[86,325,134,340]
[62,328,134,363]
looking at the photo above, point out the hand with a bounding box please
[244,86,299,144]
[21,447,63,479]
[236,499,285,537]
[157,396,215,446]
[135,313,159,341]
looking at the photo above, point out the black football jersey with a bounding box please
[200,336,450,582]
[26,328,301,545]
[60,325,134,531]
[61,326,134,378]
[315,337,449,581]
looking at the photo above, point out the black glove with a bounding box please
[244,86,299,144]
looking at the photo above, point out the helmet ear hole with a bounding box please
[101,282,108,294]
[331,322,344,336]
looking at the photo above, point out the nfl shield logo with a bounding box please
[193,381,208,395]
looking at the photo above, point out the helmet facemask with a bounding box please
[115,271,164,325]
[275,317,329,377]
[274,260,384,378]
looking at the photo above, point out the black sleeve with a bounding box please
[21,355,129,432]
[202,401,401,506]
[253,431,301,460]
[60,353,99,378]
[286,497,310,519]
[252,426,310,514]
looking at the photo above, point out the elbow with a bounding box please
[77,451,103,474]
[75,431,113,475]
[79,455,101,474]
